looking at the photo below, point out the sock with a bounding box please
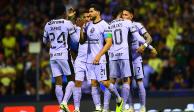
[108,83,121,102]
[103,88,111,110]
[55,85,63,104]
[138,81,146,106]
[73,87,81,109]
[115,82,121,92]
[128,90,133,107]
[62,81,75,104]
[91,87,101,108]
[121,83,130,108]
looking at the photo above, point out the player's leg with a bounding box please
[58,60,75,112]
[120,60,132,111]
[50,60,64,104]
[103,78,116,112]
[88,64,102,111]
[73,80,82,112]
[103,60,118,111]
[97,63,123,112]
[134,62,146,112]
[100,80,123,112]
[50,60,66,112]
[73,61,86,112]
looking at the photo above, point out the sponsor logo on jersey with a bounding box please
[90,27,95,33]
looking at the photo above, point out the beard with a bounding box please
[90,16,96,21]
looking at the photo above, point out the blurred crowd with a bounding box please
[0,0,193,96]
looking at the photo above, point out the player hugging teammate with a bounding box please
[43,2,157,112]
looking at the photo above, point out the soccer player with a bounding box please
[121,7,157,112]
[42,3,78,112]
[103,7,150,112]
[78,4,123,112]
[72,10,91,112]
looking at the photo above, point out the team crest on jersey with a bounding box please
[109,52,114,58]
[90,27,95,33]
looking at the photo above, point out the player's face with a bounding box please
[89,8,98,21]
[122,10,133,20]
[83,13,90,22]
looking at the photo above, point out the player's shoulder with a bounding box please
[133,21,143,28]
[99,20,108,25]
[110,18,123,24]
[87,21,93,25]
[47,19,73,26]
[75,25,81,30]
[123,19,133,24]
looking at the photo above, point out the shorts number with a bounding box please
[100,69,105,77]
[137,67,141,73]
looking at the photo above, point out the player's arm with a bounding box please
[42,25,50,48]
[79,27,87,44]
[137,35,157,56]
[67,8,76,23]
[130,26,148,53]
[137,22,153,45]
[137,35,154,50]
[137,23,153,52]
[93,30,112,64]
[68,21,79,43]
[143,32,152,45]
[76,18,87,44]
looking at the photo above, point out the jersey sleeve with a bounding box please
[67,21,79,43]
[136,22,147,35]
[67,21,76,35]
[102,22,112,39]
[103,29,112,39]
[43,24,49,44]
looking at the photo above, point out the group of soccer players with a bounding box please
[43,3,157,112]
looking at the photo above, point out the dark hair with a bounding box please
[89,4,102,14]
[112,6,123,18]
[54,0,66,17]
[82,8,89,14]
[123,7,134,15]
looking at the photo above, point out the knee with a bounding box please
[75,81,82,87]
[101,81,110,88]
[55,76,63,85]
[110,78,116,84]
[91,80,98,87]
[123,77,130,84]
[136,79,143,84]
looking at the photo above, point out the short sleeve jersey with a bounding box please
[108,19,137,60]
[43,19,77,60]
[85,20,109,63]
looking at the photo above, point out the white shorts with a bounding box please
[74,60,90,82]
[132,62,144,79]
[50,59,72,77]
[109,60,132,78]
[86,63,107,81]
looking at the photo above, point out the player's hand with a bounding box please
[150,48,158,57]
[136,45,146,54]
[76,18,86,27]
[93,54,101,65]
[67,8,76,19]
